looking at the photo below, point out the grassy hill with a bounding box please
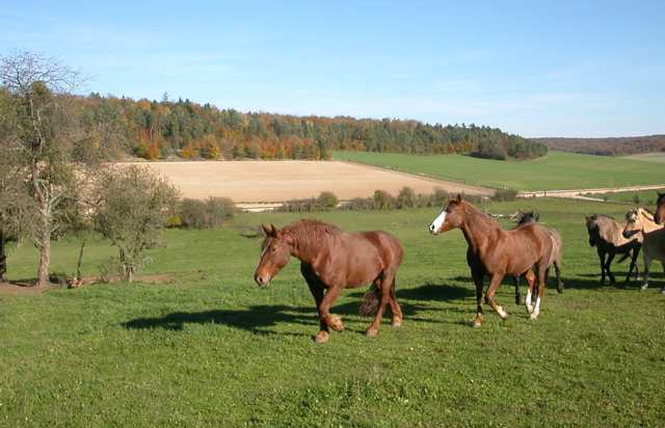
[334,151,665,191]
[2,198,664,426]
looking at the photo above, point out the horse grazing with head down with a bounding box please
[254,220,404,343]
[429,195,554,326]
[623,207,665,293]
[585,214,641,285]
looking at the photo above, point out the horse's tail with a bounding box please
[359,283,381,316]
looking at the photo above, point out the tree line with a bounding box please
[79,94,547,161]
[535,135,665,156]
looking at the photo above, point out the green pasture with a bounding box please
[334,150,665,191]
[624,152,665,164]
[584,189,663,206]
[2,198,664,427]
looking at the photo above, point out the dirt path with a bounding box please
[517,184,665,200]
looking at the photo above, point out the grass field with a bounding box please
[334,151,665,191]
[2,198,665,426]
[584,189,662,206]
[624,152,665,164]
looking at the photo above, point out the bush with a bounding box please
[492,189,518,202]
[317,192,339,210]
[180,197,235,229]
[373,190,395,210]
[396,187,416,209]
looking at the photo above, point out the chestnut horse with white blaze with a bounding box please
[254,220,404,343]
[429,195,553,326]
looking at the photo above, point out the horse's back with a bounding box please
[357,230,404,268]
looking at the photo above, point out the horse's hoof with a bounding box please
[530,313,539,320]
[557,283,565,294]
[471,321,482,328]
[391,318,402,328]
[526,305,534,315]
[660,287,665,295]
[640,284,649,291]
[327,315,345,332]
[314,331,330,344]
[365,327,379,337]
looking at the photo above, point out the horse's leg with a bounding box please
[554,261,564,293]
[660,262,665,294]
[366,272,393,337]
[597,247,607,284]
[388,277,403,328]
[531,262,548,320]
[319,285,345,333]
[629,246,641,282]
[301,263,329,343]
[641,252,652,291]
[472,269,484,327]
[525,269,537,315]
[484,272,508,320]
[605,251,616,285]
[513,275,522,305]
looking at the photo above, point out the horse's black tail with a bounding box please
[359,284,381,316]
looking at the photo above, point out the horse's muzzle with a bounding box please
[254,273,271,287]
[428,224,439,235]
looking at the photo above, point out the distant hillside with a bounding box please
[73,94,547,161]
[535,135,665,156]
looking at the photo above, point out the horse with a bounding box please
[623,208,665,293]
[253,220,404,343]
[585,214,641,285]
[655,192,665,225]
[513,211,565,303]
[428,195,554,326]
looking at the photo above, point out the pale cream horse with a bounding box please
[623,208,665,293]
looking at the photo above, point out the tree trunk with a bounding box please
[37,217,51,287]
[0,231,7,283]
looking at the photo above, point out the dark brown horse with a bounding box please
[655,192,665,225]
[429,195,553,326]
[254,220,404,343]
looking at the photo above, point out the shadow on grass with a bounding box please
[122,300,435,336]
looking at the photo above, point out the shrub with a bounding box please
[180,197,235,229]
[492,189,518,202]
[373,190,395,210]
[396,187,416,209]
[180,199,207,229]
[317,192,339,210]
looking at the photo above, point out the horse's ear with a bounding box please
[456,193,462,203]
[262,224,276,237]
[534,212,540,222]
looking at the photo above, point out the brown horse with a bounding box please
[429,195,553,326]
[514,211,565,295]
[655,192,665,225]
[254,220,404,343]
[623,208,665,293]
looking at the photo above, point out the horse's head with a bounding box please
[517,211,539,226]
[429,194,464,235]
[655,192,665,225]
[622,209,643,239]
[254,224,293,287]
[585,215,599,247]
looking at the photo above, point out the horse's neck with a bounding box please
[288,230,328,266]
[461,206,499,253]
[640,211,662,233]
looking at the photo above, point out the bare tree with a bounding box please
[0,52,86,286]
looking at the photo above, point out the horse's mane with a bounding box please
[282,219,342,242]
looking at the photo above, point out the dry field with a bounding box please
[123,160,493,204]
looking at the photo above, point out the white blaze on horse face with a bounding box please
[429,210,447,234]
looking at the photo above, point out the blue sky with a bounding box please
[1,0,663,137]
